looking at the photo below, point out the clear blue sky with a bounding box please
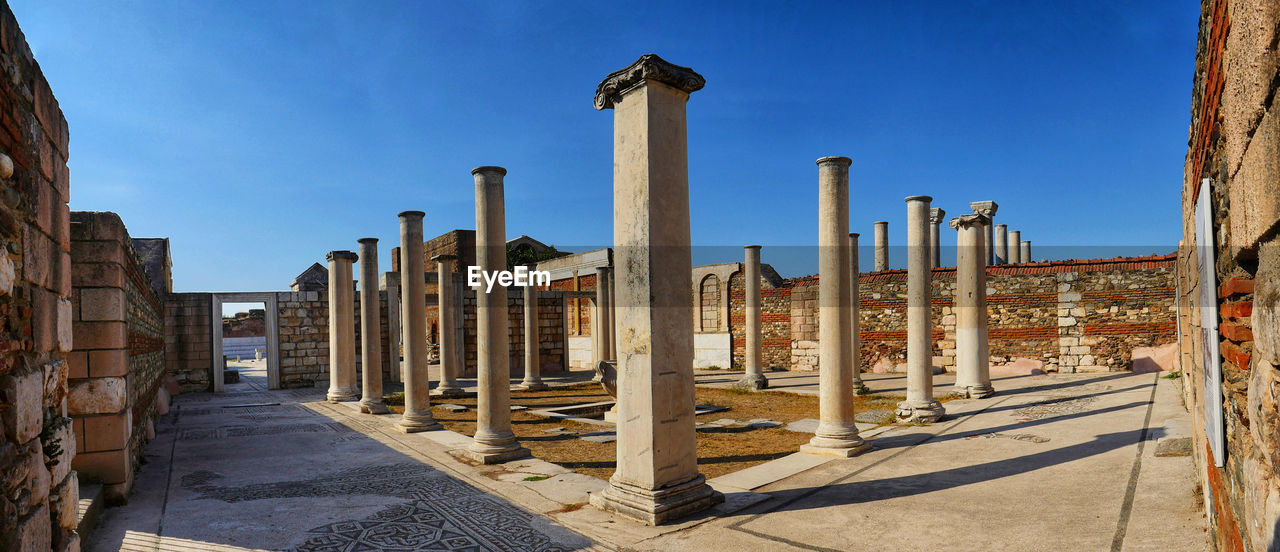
[12,1,1196,291]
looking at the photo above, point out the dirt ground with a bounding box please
[390,383,912,480]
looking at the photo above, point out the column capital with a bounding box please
[948,213,989,230]
[816,156,852,168]
[357,237,378,245]
[929,207,946,224]
[745,244,762,251]
[327,250,358,263]
[471,165,507,177]
[594,53,706,110]
[397,210,425,220]
[904,195,932,203]
[969,200,998,217]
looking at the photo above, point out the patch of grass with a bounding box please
[383,392,405,406]
[1161,370,1182,380]
[522,475,550,482]
[553,502,585,513]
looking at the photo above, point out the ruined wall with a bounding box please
[1178,1,1280,550]
[724,256,1177,373]
[276,290,327,388]
[68,212,165,505]
[458,288,567,377]
[0,2,78,548]
[164,293,210,393]
[728,272,790,370]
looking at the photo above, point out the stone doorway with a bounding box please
[209,292,281,392]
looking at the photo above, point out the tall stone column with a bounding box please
[588,54,718,525]
[737,245,768,390]
[397,211,442,433]
[1008,230,1022,263]
[800,156,870,458]
[433,254,465,398]
[849,232,869,395]
[467,166,529,464]
[950,214,994,398]
[521,282,549,390]
[969,201,998,266]
[326,251,359,402]
[357,238,389,414]
[595,267,613,362]
[605,266,617,360]
[1021,240,1031,262]
[873,221,889,271]
[993,224,1008,265]
[896,196,946,423]
[928,208,945,269]
[380,272,403,383]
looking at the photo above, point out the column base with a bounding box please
[327,387,359,403]
[359,399,390,414]
[435,384,467,399]
[589,474,722,525]
[800,440,872,458]
[463,444,531,464]
[397,414,442,433]
[955,383,995,399]
[519,380,550,391]
[896,400,946,423]
[733,373,769,390]
[852,379,871,395]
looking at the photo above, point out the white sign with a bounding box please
[466,265,551,293]
[1195,178,1225,468]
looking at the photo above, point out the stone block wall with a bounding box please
[275,291,327,388]
[164,293,210,393]
[722,255,1176,373]
[0,2,78,549]
[67,212,165,506]
[1178,0,1280,550]
[458,288,567,377]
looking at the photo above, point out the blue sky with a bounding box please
[12,1,1196,291]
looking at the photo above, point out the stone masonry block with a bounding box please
[57,296,72,352]
[23,226,52,288]
[67,351,87,379]
[32,286,57,352]
[68,377,126,415]
[4,503,50,552]
[70,239,123,265]
[88,349,126,378]
[72,448,129,484]
[2,368,44,444]
[1230,100,1280,252]
[72,263,123,288]
[79,287,124,321]
[82,412,130,452]
[71,321,125,349]
[54,472,78,531]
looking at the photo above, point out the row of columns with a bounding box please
[869,203,1033,269]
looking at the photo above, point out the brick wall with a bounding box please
[0,3,78,549]
[1179,1,1280,550]
[723,255,1176,373]
[164,293,211,393]
[68,211,165,505]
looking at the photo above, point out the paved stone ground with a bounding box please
[87,368,1209,551]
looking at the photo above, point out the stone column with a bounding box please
[1008,230,1022,263]
[521,282,549,390]
[397,211,442,433]
[873,221,889,271]
[736,245,768,390]
[950,214,994,398]
[897,196,946,423]
[605,266,617,360]
[993,224,1008,266]
[1021,240,1031,262]
[801,156,870,458]
[595,266,613,363]
[969,201,998,266]
[588,54,718,525]
[380,272,403,383]
[326,250,359,402]
[850,233,869,395]
[467,166,529,464]
[928,208,945,269]
[357,238,389,414]
[433,254,465,398]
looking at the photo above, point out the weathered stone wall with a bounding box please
[164,293,211,393]
[723,256,1176,374]
[68,211,165,506]
[0,3,78,548]
[1179,1,1280,550]
[458,288,567,377]
[276,290,327,388]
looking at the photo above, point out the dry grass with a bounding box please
[389,382,915,480]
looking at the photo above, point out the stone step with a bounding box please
[77,481,105,540]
